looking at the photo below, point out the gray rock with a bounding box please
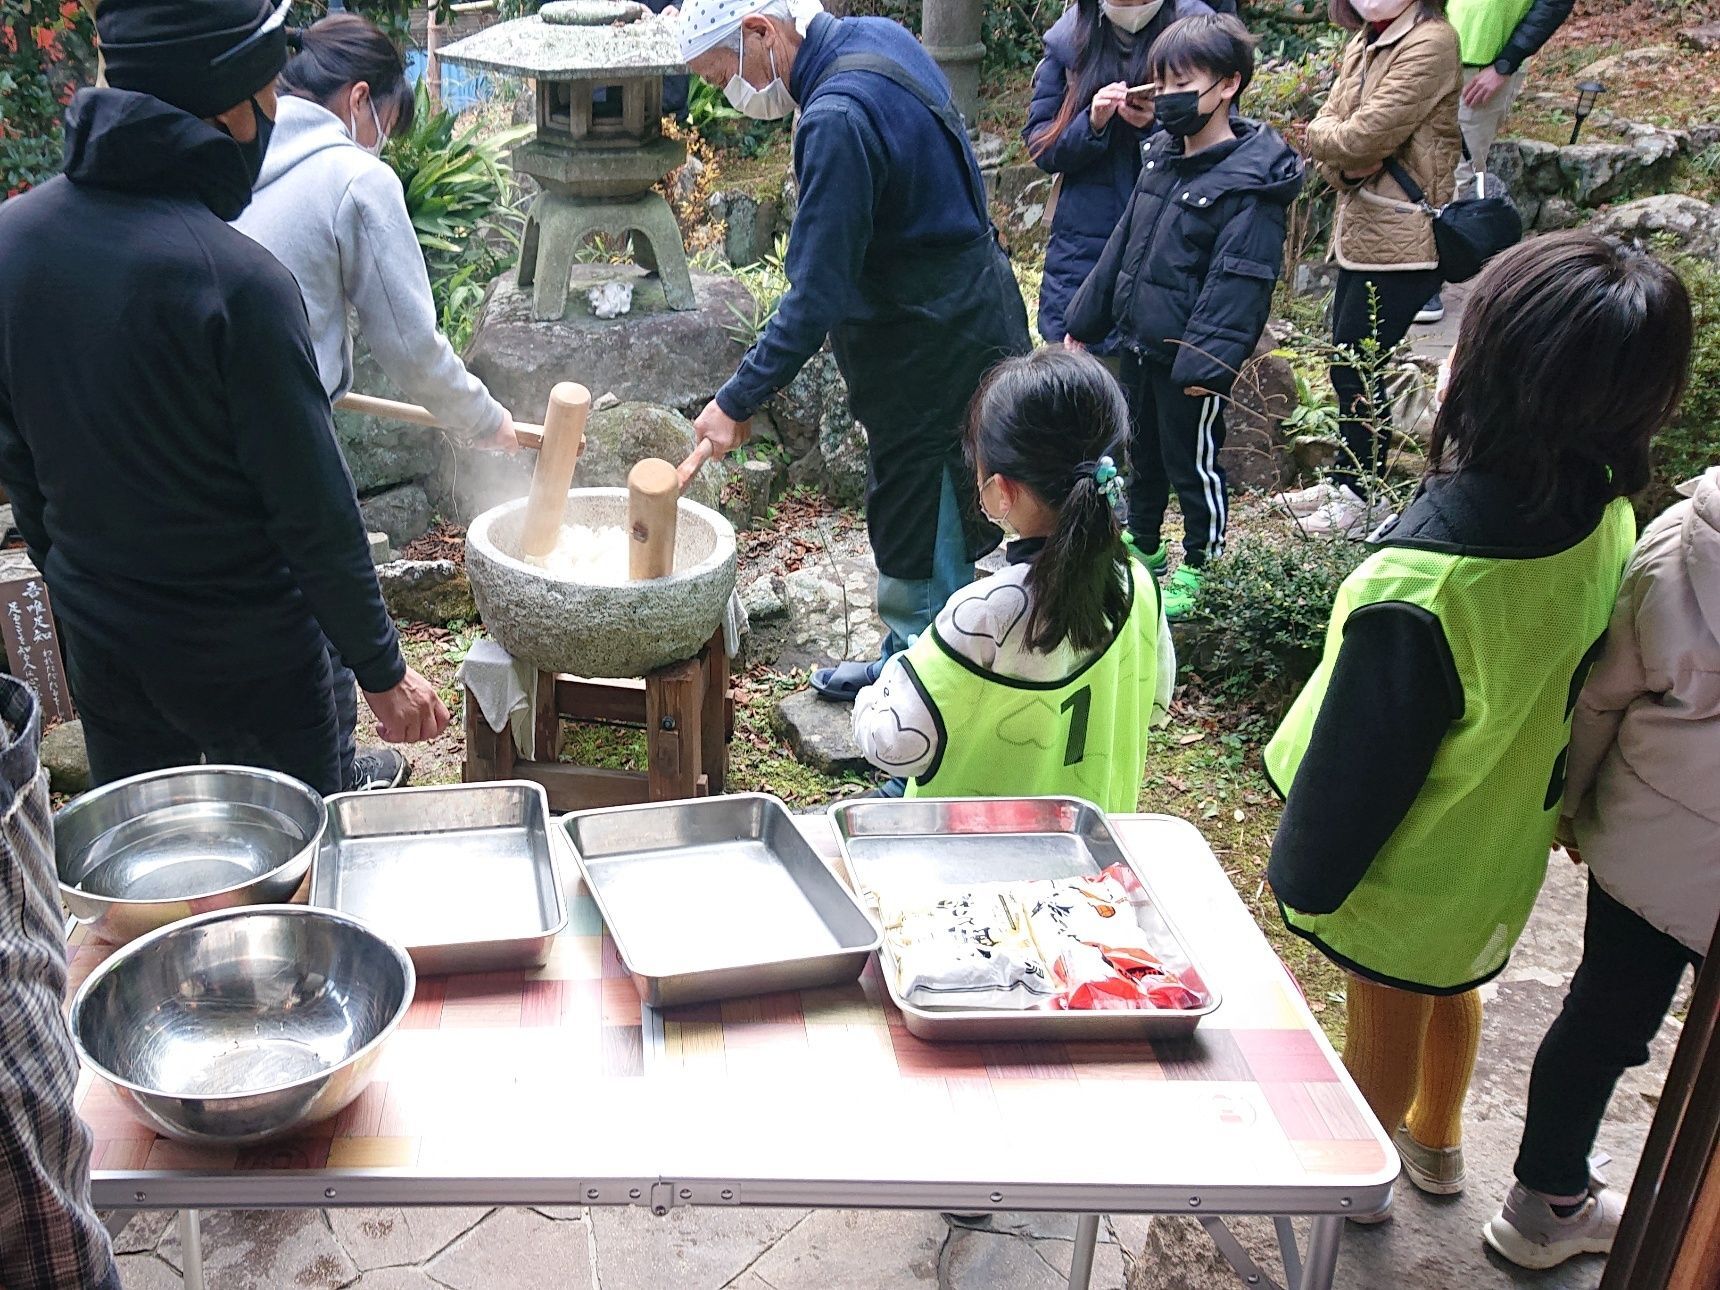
[1589,193,1720,263]
[326,1208,492,1273]
[427,1207,594,1290]
[1223,338,1298,493]
[776,352,869,508]
[1576,46,1676,82]
[1680,20,1720,50]
[111,1210,172,1256]
[430,443,536,530]
[333,346,442,494]
[368,531,392,566]
[770,349,843,459]
[464,267,751,422]
[709,189,781,267]
[466,488,736,678]
[1533,195,1582,231]
[774,688,870,775]
[40,719,89,795]
[348,1270,446,1290]
[573,402,725,511]
[114,1254,182,1290]
[779,563,883,665]
[359,483,434,548]
[740,575,789,622]
[437,5,681,77]
[376,559,477,626]
[1557,129,1682,207]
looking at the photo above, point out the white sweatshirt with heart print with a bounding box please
[851,560,1176,779]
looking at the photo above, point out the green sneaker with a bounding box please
[1162,564,1202,620]
[1122,532,1169,576]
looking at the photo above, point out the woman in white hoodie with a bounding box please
[1485,466,1720,1271]
[238,15,515,449]
[235,15,516,789]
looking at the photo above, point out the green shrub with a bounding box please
[1641,254,1720,521]
[1185,534,1368,712]
[385,82,529,349]
[2,1,97,198]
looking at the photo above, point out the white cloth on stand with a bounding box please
[455,636,538,752]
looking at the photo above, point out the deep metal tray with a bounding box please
[310,782,566,974]
[829,796,1220,1041]
[562,794,881,1009]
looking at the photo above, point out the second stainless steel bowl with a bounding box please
[56,765,325,945]
[70,905,414,1145]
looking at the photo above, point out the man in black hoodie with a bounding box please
[0,0,449,795]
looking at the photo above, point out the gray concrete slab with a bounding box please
[743,1209,946,1288]
[326,1208,492,1272]
[588,1206,807,1290]
[426,1207,593,1290]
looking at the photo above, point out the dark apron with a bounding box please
[806,54,1032,581]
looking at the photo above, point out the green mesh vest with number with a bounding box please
[901,566,1161,813]
[1264,498,1636,993]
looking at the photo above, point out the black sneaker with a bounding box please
[352,747,410,791]
[1414,291,1445,324]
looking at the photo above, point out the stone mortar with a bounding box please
[466,488,736,678]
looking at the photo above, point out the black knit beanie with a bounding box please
[98,0,290,119]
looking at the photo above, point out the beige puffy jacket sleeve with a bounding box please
[1307,23,1460,175]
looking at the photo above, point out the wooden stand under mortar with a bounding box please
[462,630,731,811]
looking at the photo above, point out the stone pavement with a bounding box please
[107,858,1688,1290]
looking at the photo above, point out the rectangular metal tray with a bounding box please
[310,781,567,974]
[562,794,881,1009]
[829,796,1220,1041]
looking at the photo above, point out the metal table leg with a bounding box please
[1274,1216,1303,1288]
[1297,1216,1343,1290]
[1067,1213,1101,1290]
[178,1210,206,1290]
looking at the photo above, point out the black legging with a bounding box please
[1328,268,1441,490]
[1513,878,1701,1197]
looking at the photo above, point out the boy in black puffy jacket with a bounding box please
[1065,13,1302,619]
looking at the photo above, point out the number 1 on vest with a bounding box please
[1061,686,1093,767]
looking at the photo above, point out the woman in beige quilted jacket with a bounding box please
[1278,0,1461,538]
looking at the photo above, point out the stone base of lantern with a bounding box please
[463,628,732,809]
[518,188,696,320]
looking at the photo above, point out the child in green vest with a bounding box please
[851,347,1175,811]
[1263,231,1693,1216]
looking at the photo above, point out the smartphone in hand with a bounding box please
[1125,84,1156,107]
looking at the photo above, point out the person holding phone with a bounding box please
[1024,0,1212,364]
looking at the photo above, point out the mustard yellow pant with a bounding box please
[1342,974,1483,1149]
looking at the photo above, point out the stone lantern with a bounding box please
[440,0,694,321]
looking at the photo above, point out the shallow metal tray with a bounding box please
[310,782,566,974]
[562,794,881,1009]
[829,796,1220,1041]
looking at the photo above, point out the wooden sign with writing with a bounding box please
[0,566,74,725]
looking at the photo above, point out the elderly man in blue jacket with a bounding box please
[679,0,1031,704]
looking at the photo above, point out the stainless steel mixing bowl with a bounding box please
[56,765,325,945]
[71,905,414,1145]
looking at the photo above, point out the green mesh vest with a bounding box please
[901,566,1161,813]
[1264,498,1636,992]
[1449,0,1534,66]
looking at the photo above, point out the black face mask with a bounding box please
[226,95,274,186]
[1156,85,1215,138]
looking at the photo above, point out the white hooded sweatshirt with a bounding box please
[1565,466,1720,956]
[233,94,505,441]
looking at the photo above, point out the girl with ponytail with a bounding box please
[851,348,1175,810]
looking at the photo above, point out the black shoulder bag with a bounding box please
[1382,141,1522,283]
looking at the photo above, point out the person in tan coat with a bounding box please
[1273,0,1460,538]
[1486,466,1720,1270]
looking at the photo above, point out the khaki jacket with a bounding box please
[1307,10,1462,272]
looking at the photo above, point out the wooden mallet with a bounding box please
[335,391,546,450]
[625,439,715,581]
[519,383,592,560]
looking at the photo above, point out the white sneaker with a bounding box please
[1482,1183,1623,1270]
[1271,480,1343,519]
[1295,485,1382,539]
